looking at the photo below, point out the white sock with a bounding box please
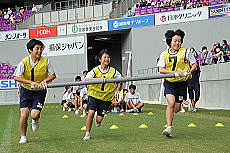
[21,136,27,139]
[85,132,90,136]
[167,126,172,130]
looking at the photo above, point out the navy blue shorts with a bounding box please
[164,80,188,103]
[19,86,47,110]
[87,96,111,117]
[188,82,200,102]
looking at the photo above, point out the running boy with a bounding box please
[14,39,56,143]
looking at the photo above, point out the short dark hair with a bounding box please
[26,39,43,53]
[123,89,128,93]
[129,84,136,90]
[165,29,185,47]
[98,49,111,60]
[202,46,207,51]
[75,76,81,81]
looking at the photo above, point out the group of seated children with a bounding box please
[61,79,145,115]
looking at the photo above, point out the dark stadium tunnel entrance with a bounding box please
[87,29,129,72]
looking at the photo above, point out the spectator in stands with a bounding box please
[186,0,193,9]
[164,0,171,8]
[221,40,229,53]
[188,61,201,112]
[127,8,134,17]
[0,10,4,18]
[158,29,198,138]
[212,47,225,63]
[19,7,25,15]
[125,84,144,113]
[195,0,202,8]
[73,76,84,114]
[147,0,152,6]
[202,46,213,65]
[79,86,88,115]
[9,14,15,23]
[157,0,164,8]
[202,0,209,6]
[7,7,12,15]
[61,86,75,111]
[4,12,9,20]
[14,39,56,143]
[140,0,147,7]
[32,4,38,12]
[15,5,20,12]
[175,0,182,7]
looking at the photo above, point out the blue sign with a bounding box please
[108,15,155,31]
[209,4,230,18]
[0,80,19,89]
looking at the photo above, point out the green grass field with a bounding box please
[0,103,229,153]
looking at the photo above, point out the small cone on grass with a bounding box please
[133,113,139,116]
[148,112,154,115]
[163,124,167,127]
[80,115,87,117]
[215,123,224,127]
[62,115,69,118]
[119,113,125,116]
[104,114,108,117]
[80,126,86,131]
[109,125,119,129]
[188,123,197,127]
[138,124,148,128]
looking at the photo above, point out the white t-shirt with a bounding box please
[85,65,122,79]
[80,87,88,100]
[125,92,141,105]
[62,92,74,101]
[157,49,196,67]
[13,55,55,77]
[72,85,84,94]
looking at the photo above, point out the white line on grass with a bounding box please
[0,109,13,153]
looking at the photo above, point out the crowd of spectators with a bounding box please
[131,0,229,17]
[61,71,144,115]
[191,39,230,66]
[0,5,38,31]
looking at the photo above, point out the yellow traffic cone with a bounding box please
[80,126,86,131]
[148,112,154,115]
[119,113,125,116]
[188,123,197,127]
[80,115,87,118]
[138,124,148,128]
[133,113,139,116]
[215,123,224,127]
[109,125,119,129]
[62,115,69,118]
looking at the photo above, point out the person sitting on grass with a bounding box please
[111,82,126,113]
[61,86,75,111]
[73,76,84,114]
[125,84,144,113]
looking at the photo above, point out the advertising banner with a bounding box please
[67,20,108,35]
[41,36,85,57]
[108,15,155,30]
[155,7,209,25]
[0,29,29,41]
[209,4,230,18]
[29,27,58,38]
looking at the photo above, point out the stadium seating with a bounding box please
[0,62,16,80]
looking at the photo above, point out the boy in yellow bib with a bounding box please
[83,49,122,140]
[157,29,198,137]
[14,39,56,143]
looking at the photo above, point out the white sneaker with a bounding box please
[83,134,91,140]
[126,109,132,113]
[68,108,72,112]
[62,107,66,111]
[120,109,124,112]
[134,108,139,113]
[113,107,118,113]
[192,108,197,112]
[180,108,185,113]
[31,119,39,132]
[162,127,172,137]
[19,136,27,143]
[75,110,79,114]
[83,110,87,116]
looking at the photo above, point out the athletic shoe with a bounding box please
[19,136,27,143]
[134,108,139,113]
[75,110,79,114]
[31,119,39,132]
[120,109,124,112]
[192,108,197,112]
[162,127,172,138]
[83,110,87,116]
[126,109,132,113]
[113,107,118,113]
[83,134,91,140]
[68,108,72,112]
[180,108,185,113]
[62,107,66,111]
